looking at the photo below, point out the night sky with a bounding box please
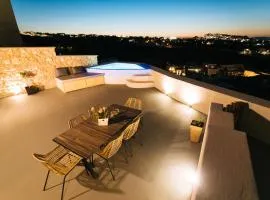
[12,0,270,37]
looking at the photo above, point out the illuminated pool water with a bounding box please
[89,62,150,70]
[87,62,151,84]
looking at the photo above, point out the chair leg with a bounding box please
[106,160,115,181]
[123,143,129,164]
[140,117,143,130]
[111,157,116,169]
[91,154,95,167]
[43,170,50,191]
[124,141,133,157]
[61,175,67,200]
[133,134,143,146]
[138,133,143,146]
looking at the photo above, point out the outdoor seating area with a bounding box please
[0,85,204,200]
[55,67,105,93]
[34,101,143,200]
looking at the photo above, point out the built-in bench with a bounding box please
[191,103,259,200]
[55,67,104,93]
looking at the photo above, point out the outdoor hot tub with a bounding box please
[86,62,151,84]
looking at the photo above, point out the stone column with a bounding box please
[0,0,22,46]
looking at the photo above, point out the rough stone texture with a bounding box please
[56,55,98,68]
[0,47,98,98]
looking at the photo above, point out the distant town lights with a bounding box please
[168,66,176,73]
[169,36,177,40]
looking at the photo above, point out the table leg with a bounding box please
[82,158,99,179]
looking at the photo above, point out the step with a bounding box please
[126,79,154,88]
[129,74,153,82]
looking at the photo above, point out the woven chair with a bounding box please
[124,97,142,110]
[124,97,143,139]
[68,114,88,128]
[33,145,68,163]
[96,133,124,180]
[123,118,141,141]
[122,115,143,157]
[33,150,82,200]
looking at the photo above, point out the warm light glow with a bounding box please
[10,94,27,102]
[244,70,259,77]
[163,81,174,95]
[181,87,200,106]
[183,105,194,116]
[2,72,27,96]
[9,86,23,95]
[168,66,176,73]
[166,164,200,196]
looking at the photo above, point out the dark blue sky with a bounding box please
[12,0,270,37]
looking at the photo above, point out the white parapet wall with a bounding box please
[151,67,270,121]
[191,103,259,200]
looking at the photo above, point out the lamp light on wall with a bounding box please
[4,73,27,96]
[181,87,200,107]
[164,82,173,95]
[9,86,22,95]
[162,77,174,95]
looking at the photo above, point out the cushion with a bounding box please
[68,66,87,75]
[56,68,69,77]
[57,72,103,81]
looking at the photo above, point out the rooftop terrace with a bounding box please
[0,85,204,200]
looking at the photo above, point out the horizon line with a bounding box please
[21,31,270,39]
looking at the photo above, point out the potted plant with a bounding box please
[190,119,204,143]
[19,70,40,95]
[90,106,110,126]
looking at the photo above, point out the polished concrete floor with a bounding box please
[0,85,205,200]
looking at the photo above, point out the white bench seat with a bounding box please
[56,72,105,93]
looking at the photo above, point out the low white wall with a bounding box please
[191,103,258,200]
[151,67,270,121]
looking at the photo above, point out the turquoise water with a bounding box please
[89,62,149,70]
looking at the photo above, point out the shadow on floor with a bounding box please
[73,110,193,198]
[238,108,270,200]
[247,137,270,200]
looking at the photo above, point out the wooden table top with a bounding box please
[53,104,141,158]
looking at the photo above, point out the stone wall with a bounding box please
[0,47,98,98]
[56,55,97,68]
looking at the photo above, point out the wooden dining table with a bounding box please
[53,104,142,177]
